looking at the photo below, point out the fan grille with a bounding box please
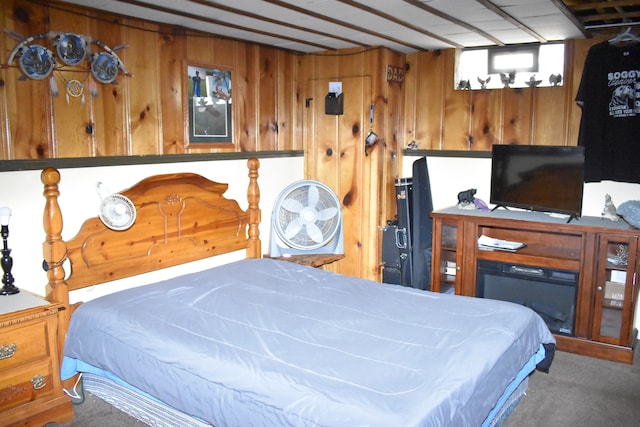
[274,181,341,251]
[99,194,136,231]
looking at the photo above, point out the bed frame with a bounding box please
[40,157,547,427]
[41,158,261,353]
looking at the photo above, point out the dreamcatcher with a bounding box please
[3,30,130,104]
[63,79,90,105]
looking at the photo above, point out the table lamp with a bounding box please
[0,207,20,295]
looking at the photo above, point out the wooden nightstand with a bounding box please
[0,292,73,426]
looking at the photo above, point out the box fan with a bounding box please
[269,180,344,257]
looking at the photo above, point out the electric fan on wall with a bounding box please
[96,182,137,231]
[269,180,344,257]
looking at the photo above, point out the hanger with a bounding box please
[608,26,640,44]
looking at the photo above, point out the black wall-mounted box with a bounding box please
[325,92,343,115]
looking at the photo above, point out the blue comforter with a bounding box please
[62,258,555,426]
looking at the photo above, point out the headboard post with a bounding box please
[247,157,261,258]
[41,168,70,354]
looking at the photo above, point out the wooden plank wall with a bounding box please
[0,0,302,158]
[300,48,404,280]
[403,38,602,150]
[0,0,604,282]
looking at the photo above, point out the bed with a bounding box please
[41,158,555,427]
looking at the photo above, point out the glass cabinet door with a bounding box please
[433,220,460,294]
[593,235,638,346]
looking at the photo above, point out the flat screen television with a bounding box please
[490,144,585,221]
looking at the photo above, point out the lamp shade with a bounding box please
[0,207,11,226]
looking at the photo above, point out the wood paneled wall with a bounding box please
[403,38,602,150]
[300,48,404,280]
[0,0,302,159]
[0,0,604,282]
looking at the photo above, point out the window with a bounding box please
[455,43,564,90]
[488,45,539,74]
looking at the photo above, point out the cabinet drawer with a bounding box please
[0,359,54,412]
[478,225,583,261]
[0,320,52,370]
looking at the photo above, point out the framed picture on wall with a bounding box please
[185,63,233,147]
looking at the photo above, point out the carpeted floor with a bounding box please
[54,350,640,427]
[503,348,640,426]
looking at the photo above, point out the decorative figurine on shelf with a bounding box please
[457,188,477,210]
[500,71,516,88]
[477,76,491,89]
[549,74,563,87]
[525,75,543,87]
[601,194,620,221]
[456,189,490,211]
[0,207,19,296]
[615,244,629,267]
[457,79,471,90]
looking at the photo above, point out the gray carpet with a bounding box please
[504,349,640,427]
[53,350,640,427]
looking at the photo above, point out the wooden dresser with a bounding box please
[0,292,73,426]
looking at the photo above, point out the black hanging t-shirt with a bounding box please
[576,41,640,183]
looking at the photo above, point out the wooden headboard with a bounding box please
[42,158,260,342]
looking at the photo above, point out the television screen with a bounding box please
[490,145,585,219]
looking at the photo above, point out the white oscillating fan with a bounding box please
[96,182,137,231]
[269,180,344,257]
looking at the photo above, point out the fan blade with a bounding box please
[284,218,303,239]
[111,213,130,226]
[307,185,319,208]
[306,223,324,243]
[281,198,304,213]
[316,207,338,221]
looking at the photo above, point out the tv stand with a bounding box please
[490,205,578,223]
[431,207,639,364]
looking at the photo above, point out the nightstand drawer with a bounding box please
[0,359,54,412]
[0,297,73,425]
[0,319,51,370]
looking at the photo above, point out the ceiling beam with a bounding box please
[187,0,367,49]
[565,1,640,11]
[566,0,640,31]
[475,0,548,43]
[550,0,591,38]
[402,0,504,46]
[337,0,463,48]
[114,0,335,52]
[581,11,640,22]
[262,0,429,52]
